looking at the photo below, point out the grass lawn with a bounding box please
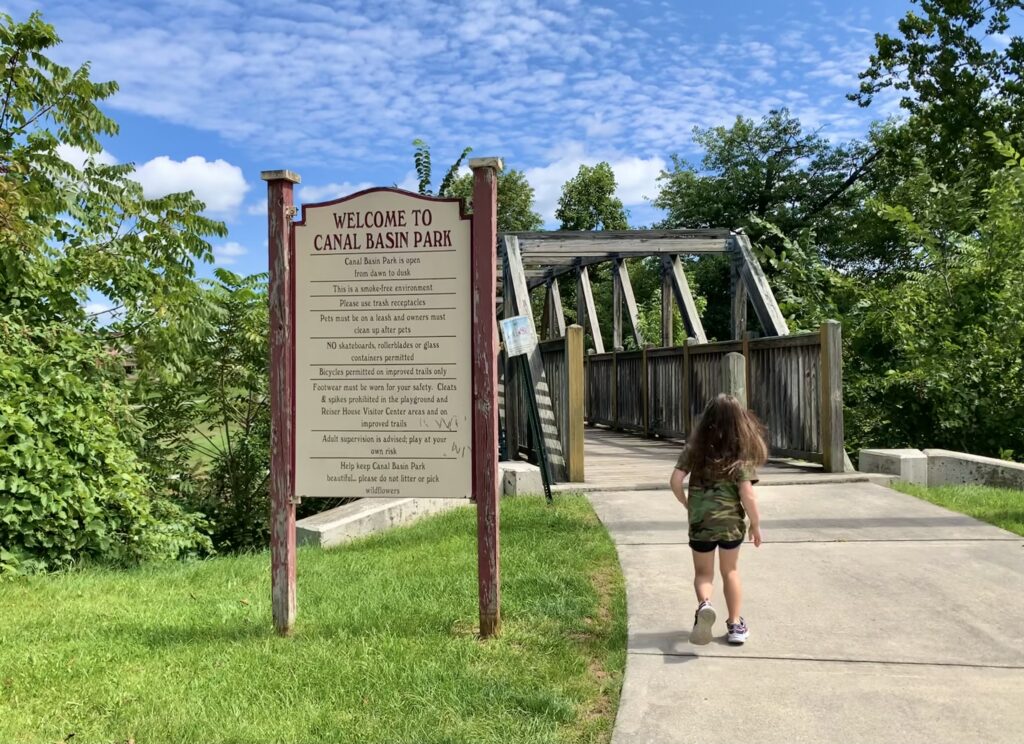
[892,482,1024,536]
[0,495,626,744]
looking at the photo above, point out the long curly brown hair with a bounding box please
[687,394,768,482]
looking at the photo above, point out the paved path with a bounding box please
[554,429,882,493]
[588,482,1024,744]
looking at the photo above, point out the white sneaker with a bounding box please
[689,600,716,645]
[727,618,749,645]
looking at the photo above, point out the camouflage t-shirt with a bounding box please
[675,446,758,542]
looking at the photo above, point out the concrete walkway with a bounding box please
[588,482,1024,744]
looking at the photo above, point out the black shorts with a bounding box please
[689,537,744,553]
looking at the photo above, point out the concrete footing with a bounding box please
[295,461,547,549]
[501,461,544,496]
[296,497,465,549]
[923,449,1024,490]
[859,449,929,485]
[859,447,1023,490]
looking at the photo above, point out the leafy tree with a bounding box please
[844,138,1024,459]
[130,270,276,551]
[444,168,544,232]
[0,12,225,572]
[0,315,212,575]
[654,109,888,259]
[0,13,224,330]
[555,162,629,231]
[852,0,1024,181]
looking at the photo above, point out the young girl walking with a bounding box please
[669,394,767,645]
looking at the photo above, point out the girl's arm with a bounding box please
[669,468,688,507]
[738,481,762,547]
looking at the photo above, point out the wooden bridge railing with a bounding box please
[502,320,845,477]
[583,321,845,470]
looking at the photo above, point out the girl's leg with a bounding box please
[691,548,716,603]
[718,546,742,623]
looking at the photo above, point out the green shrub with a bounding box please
[0,316,210,575]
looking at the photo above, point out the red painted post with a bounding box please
[470,157,502,638]
[262,169,300,636]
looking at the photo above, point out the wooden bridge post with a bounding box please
[683,337,696,437]
[730,258,748,340]
[641,344,651,436]
[612,348,620,430]
[661,256,674,348]
[585,348,593,426]
[612,259,623,350]
[742,331,753,410]
[820,320,845,473]
[502,258,520,459]
[723,352,747,407]
[566,325,585,482]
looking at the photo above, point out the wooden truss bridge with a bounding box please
[497,229,848,483]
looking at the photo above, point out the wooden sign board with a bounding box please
[292,189,473,499]
[265,158,502,638]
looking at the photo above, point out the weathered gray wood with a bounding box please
[730,257,748,340]
[577,265,604,354]
[820,320,845,473]
[661,257,674,347]
[501,257,519,460]
[747,334,820,350]
[565,325,585,482]
[613,260,623,351]
[547,278,566,338]
[731,232,789,337]
[518,241,729,256]
[510,229,731,257]
[723,352,746,407]
[615,258,644,348]
[513,228,733,241]
[668,255,708,344]
[503,235,567,481]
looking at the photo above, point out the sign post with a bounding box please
[262,169,300,636]
[264,158,503,638]
[470,157,502,638]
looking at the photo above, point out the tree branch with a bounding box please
[799,148,882,224]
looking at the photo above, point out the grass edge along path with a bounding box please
[0,495,626,744]
[892,481,1024,537]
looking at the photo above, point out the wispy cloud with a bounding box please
[15,0,897,173]
[298,181,376,204]
[57,144,118,168]
[132,155,249,215]
[212,241,246,265]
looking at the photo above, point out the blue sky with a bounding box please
[6,0,912,293]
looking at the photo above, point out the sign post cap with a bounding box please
[261,169,302,183]
[468,157,503,172]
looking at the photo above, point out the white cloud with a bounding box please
[246,198,268,216]
[396,170,420,194]
[26,0,892,191]
[132,155,249,214]
[57,144,118,169]
[213,241,247,265]
[84,301,113,316]
[524,144,666,224]
[298,181,375,204]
